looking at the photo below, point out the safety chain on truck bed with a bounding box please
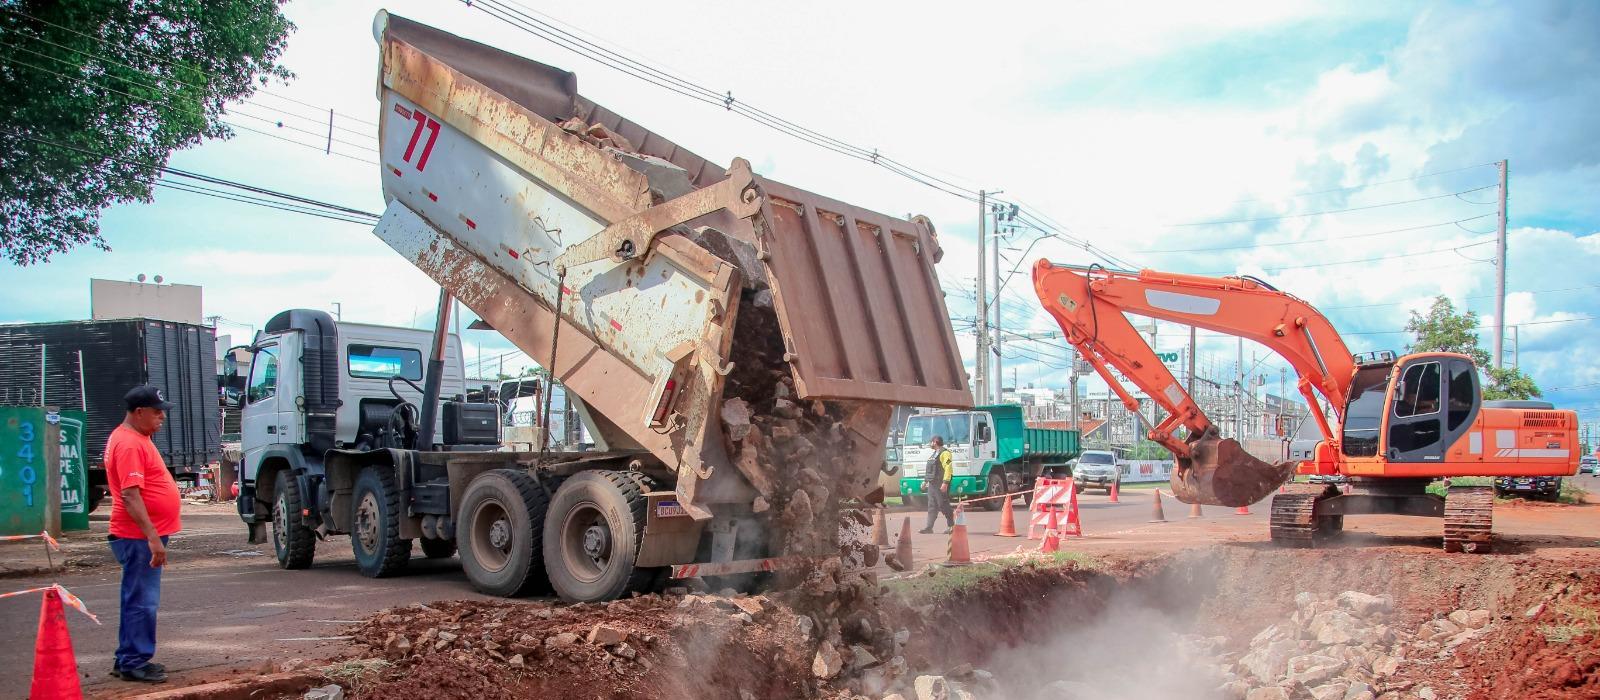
[1443,485,1494,553]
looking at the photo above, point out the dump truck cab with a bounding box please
[229,310,494,547]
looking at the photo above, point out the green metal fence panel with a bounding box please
[1,406,61,536]
[56,410,89,531]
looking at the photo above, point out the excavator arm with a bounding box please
[1031,261,1358,507]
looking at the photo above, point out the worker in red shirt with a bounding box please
[105,385,181,683]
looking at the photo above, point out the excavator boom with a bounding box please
[1032,261,1358,507]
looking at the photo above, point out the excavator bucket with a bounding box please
[1169,428,1297,508]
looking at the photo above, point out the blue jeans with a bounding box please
[109,536,167,670]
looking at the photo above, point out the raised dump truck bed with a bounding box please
[258,13,969,601]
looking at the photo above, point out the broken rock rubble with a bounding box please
[1210,590,1494,700]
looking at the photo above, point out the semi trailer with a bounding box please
[0,318,222,510]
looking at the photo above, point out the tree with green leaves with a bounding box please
[1404,296,1541,400]
[0,1,294,265]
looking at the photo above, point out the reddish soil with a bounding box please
[340,593,821,700]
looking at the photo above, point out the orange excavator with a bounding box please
[1032,261,1580,552]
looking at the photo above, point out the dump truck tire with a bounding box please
[543,470,650,602]
[457,469,552,597]
[350,466,411,578]
[981,468,1008,511]
[272,470,316,569]
[420,538,457,559]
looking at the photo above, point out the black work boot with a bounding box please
[116,663,168,683]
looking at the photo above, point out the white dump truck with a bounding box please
[231,13,969,602]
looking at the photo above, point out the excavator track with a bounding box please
[1443,485,1494,554]
[1269,486,1339,548]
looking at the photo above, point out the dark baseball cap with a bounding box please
[124,385,174,411]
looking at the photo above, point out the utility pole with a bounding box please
[1236,337,1245,439]
[975,190,989,405]
[1511,325,1519,370]
[1493,159,1509,369]
[991,203,1003,405]
[1187,326,1197,396]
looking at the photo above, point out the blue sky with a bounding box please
[3,1,1597,434]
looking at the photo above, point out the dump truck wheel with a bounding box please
[420,538,457,559]
[457,469,551,597]
[272,470,316,569]
[350,466,411,578]
[543,470,650,602]
[981,469,1008,511]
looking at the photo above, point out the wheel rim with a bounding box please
[355,491,381,555]
[468,497,512,573]
[273,493,288,555]
[559,501,612,584]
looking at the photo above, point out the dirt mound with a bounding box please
[342,592,836,700]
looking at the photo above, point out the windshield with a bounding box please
[905,413,972,446]
[1342,365,1392,457]
[1079,452,1115,465]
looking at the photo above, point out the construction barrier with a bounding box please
[1029,477,1081,539]
[2,584,98,699]
[0,530,63,571]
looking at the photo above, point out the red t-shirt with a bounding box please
[105,424,182,539]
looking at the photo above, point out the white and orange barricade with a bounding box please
[1028,477,1082,539]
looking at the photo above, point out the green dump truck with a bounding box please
[897,405,1078,510]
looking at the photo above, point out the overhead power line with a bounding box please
[1167,184,1498,228]
[1140,214,1495,254]
[0,6,378,128]
[0,50,379,165]
[1340,315,1596,337]
[1184,239,1494,275]
[1227,162,1498,205]
[13,132,382,224]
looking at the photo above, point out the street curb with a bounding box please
[120,670,323,700]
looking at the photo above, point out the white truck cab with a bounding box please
[230,309,480,546]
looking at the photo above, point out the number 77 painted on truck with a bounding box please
[897,405,1078,511]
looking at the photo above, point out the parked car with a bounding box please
[1072,449,1121,494]
[1493,475,1563,501]
[1580,456,1598,475]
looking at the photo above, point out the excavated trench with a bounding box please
[324,546,1598,700]
[902,546,1600,700]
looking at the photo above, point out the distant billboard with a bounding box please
[90,279,203,325]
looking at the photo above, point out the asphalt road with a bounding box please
[0,505,500,698]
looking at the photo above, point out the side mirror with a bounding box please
[978,424,991,442]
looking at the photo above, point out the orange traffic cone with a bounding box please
[1235,504,1251,515]
[1039,508,1061,553]
[1189,502,1203,519]
[995,495,1019,537]
[30,588,81,700]
[894,517,914,570]
[871,507,889,547]
[946,507,972,565]
[1149,490,1167,523]
[1108,481,1120,503]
